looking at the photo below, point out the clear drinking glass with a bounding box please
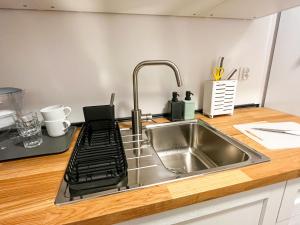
[15,112,43,148]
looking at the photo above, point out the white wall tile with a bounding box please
[0,10,276,122]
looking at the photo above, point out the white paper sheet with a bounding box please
[234,122,300,150]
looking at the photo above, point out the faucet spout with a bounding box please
[132,60,182,135]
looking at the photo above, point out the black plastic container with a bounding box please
[83,105,115,131]
[83,104,115,121]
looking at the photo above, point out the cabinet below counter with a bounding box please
[117,177,300,225]
[1,107,300,225]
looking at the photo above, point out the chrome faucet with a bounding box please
[131,60,183,135]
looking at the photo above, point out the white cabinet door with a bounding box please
[277,178,300,223]
[117,182,285,225]
[175,200,264,225]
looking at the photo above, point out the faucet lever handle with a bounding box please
[141,113,152,121]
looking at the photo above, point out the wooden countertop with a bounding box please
[1,107,300,225]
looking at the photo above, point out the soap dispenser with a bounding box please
[183,91,195,120]
[169,92,184,121]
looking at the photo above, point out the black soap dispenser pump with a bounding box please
[172,92,179,102]
[169,92,184,121]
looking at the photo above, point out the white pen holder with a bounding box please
[203,80,238,118]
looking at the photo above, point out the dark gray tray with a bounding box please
[0,126,76,162]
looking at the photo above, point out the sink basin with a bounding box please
[55,119,269,205]
[145,120,268,174]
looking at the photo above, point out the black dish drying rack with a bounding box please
[64,120,127,196]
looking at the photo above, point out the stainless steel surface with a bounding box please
[55,120,269,205]
[131,109,142,135]
[146,121,252,174]
[131,60,182,135]
[141,113,153,121]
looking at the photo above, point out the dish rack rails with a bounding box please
[64,120,127,196]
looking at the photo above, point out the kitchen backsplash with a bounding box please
[0,9,276,122]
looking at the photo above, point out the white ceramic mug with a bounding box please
[40,105,71,121]
[44,119,71,137]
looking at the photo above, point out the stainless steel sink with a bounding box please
[55,119,269,205]
[145,120,268,175]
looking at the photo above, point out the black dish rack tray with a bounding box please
[64,120,127,196]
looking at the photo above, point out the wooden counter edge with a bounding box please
[64,170,300,225]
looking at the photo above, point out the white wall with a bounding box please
[265,6,300,116]
[0,9,276,122]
